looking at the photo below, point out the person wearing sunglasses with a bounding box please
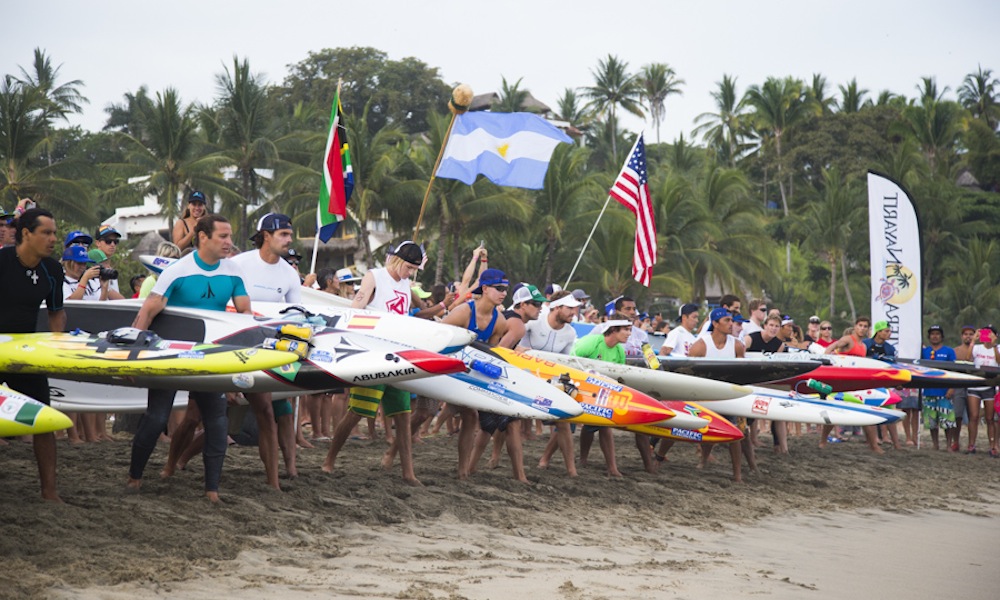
[740,298,768,342]
[467,282,547,483]
[92,224,124,296]
[814,320,836,348]
[441,268,511,480]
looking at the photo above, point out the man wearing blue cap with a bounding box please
[442,267,510,479]
[689,307,755,483]
[61,246,106,301]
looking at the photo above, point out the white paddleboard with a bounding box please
[527,349,752,402]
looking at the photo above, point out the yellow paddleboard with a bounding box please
[0,385,73,436]
[0,329,298,377]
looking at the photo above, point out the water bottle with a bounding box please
[277,324,313,342]
[641,342,660,370]
[469,359,502,379]
[263,337,309,359]
[806,379,833,395]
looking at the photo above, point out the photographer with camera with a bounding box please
[62,246,112,301]
[85,247,125,300]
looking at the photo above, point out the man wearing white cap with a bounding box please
[527,290,582,476]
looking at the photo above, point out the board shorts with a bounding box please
[413,395,438,415]
[922,396,956,430]
[271,399,293,419]
[718,414,748,434]
[951,388,968,422]
[479,411,516,434]
[897,393,919,410]
[348,385,410,418]
[2,373,50,406]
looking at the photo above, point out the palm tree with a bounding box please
[930,237,1000,329]
[109,88,229,232]
[745,77,817,272]
[0,77,93,221]
[895,77,962,175]
[556,87,591,129]
[639,63,684,144]
[530,143,600,285]
[837,78,869,113]
[14,48,88,165]
[580,54,645,163]
[793,167,865,318]
[493,76,529,113]
[103,86,152,135]
[807,73,836,115]
[213,56,280,239]
[693,75,749,167]
[958,65,999,130]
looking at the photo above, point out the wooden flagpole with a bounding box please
[413,111,456,242]
[413,83,472,242]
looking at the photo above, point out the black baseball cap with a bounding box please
[927,325,944,335]
[250,213,293,241]
[392,241,425,266]
[676,303,699,322]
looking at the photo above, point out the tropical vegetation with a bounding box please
[2,46,999,335]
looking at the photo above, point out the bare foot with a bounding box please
[486,458,500,470]
[160,464,175,479]
[321,460,335,474]
[403,476,424,487]
[205,491,221,504]
[298,438,315,449]
[126,477,142,491]
[41,490,64,503]
[537,459,549,469]
[515,476,531,484]
[870,446,885,455]
[607,469,624,478]
[381,451,395,470]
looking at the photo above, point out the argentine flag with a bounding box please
[436,112,573,190]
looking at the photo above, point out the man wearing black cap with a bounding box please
[93,224,123,295]
[920,325,956,450]
[230,213,303,489]
[324,241,427,485]
[662,303,700,356]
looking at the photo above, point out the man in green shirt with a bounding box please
[573,320,631,477]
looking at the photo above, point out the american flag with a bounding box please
[609,134,657,286]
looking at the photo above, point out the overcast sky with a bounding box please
[5,0,999,144]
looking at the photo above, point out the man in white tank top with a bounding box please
[323,241,426,485]
[687,307,755,482]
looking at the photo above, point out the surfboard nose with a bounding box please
[395,349,467,375]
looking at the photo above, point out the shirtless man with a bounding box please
[949,325,976,450]
[441,268,509,479]
[689,308,755,483]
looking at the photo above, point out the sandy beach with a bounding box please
[2,425,999,599]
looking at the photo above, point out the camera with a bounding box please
[99,267,118,281]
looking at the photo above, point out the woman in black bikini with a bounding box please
[172,190,208,250]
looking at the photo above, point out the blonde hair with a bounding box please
[156,241,181,259]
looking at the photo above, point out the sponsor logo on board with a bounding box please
[352,368,417,382]
[178,351,205,359]
[751,397,770,415]
[671,427,703,442]
[585,376,623,392]
[582,404,614,420]
[231,373,254,389]
[309,350,333,363]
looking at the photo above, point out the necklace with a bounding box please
[14,251,40,285]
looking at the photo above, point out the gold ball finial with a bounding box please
[449,84,473,114]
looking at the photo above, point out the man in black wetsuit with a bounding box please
[0,207,66,501]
